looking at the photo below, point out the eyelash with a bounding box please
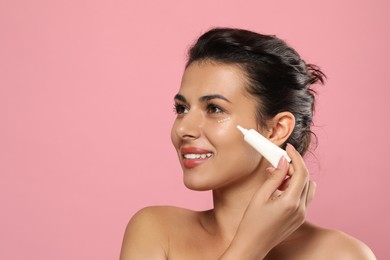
[173,102,225,115]
[206,103,224,114]
[173,103,188,115]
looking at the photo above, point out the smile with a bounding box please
[183,153,213,159]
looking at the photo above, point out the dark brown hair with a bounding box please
[187,27,325,155]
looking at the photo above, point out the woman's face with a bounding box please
[171,61,268,191]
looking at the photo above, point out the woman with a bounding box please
[120,28,376,259]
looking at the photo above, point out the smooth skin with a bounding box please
[120,61,376,259]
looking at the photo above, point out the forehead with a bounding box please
[179,61,250,99]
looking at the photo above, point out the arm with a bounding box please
[219,144,316,259]
[120,207,168,260]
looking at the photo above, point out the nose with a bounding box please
[174,110,203,140]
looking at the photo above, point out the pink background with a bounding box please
[1,0,389,259]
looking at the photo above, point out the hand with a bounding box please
[220,143,316,259]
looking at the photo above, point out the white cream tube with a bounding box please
[237,125,291,168]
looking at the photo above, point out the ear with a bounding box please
[266,112,295,146]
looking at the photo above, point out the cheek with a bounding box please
[204,118,262,168]
[204,117,253,155]
[203,117,236,142]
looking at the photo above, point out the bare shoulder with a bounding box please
[120,206,199,260]
[302,222,376,260]
[122,205,197,239]
[128,205,199,227]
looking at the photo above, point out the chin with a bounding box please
[183,182,212,191]
[183,177,214,191]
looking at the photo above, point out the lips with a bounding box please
[180,147,214,169]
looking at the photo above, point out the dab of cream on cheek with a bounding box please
[217,117,231,124]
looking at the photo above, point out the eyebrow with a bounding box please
[174,94,231,103]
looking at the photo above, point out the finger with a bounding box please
[277,175,291,191]
[260,157,289,199]
[306,180,316,206]
[287,160,295,176]
[299,178,309,209]
[287,143,308,176]
[266,166,276,174]
[284,144,309,198]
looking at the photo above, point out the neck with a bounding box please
[204,164,269,242]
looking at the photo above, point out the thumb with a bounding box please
[259,157,289,199]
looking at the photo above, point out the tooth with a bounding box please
[184,153,214,159]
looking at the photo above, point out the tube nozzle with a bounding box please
[237,125,248,135]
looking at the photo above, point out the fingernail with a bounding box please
[277,156,286,169]
[286,143,295,150]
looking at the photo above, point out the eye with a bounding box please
[173,103,189,115]
[206,103,224,114]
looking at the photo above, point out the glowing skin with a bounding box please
[171,61,270,191]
